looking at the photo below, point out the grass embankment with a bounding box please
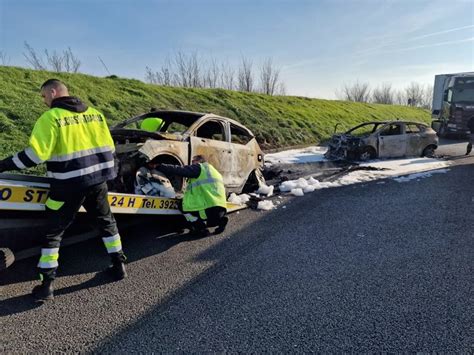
[0,66,430,159]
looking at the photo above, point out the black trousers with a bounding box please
[44,181,118,247]
[185,206,226,230]
[40,181,122,278]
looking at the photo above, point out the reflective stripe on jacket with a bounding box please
[12,106,116,187]
[182,163,227,212]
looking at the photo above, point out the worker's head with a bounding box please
[191,155,206,164]
[40,79,69,107]
[140,117,164,132]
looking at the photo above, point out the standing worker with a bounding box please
[156,155,228,237]
[0,79,127,302]
[466,117,474,155]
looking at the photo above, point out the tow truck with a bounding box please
[0,173,246,271]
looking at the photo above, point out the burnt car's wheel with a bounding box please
[0,248,15,270]
[422,145,436,158]
[358,146,376,161]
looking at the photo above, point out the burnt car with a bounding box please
[325,120,438,161]
[109,110,265,196]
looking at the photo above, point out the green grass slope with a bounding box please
[0,66,430,158]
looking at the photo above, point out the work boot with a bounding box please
[187,225,210,238]
[214,216,229,234]
[466,143,472,155]
[186,220,210,238]
[107,252,127,281]
[32,279,54,302]
[193,228,211,238]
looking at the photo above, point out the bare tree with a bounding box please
[45,49,63,72]
[372,82,394,104]
[173,51,202,88]
[145,66,158,84]
[404,82,425,107]
[339,80,371,102]
[237,57,254,92]
[173,52,187,87]
[23,41,46,70]
[144,52,287,95]
[259,57,281,95]
[421,84,434,109]
[203,57,219,88]
[63,47,81,73]
[145,56,174,86]
[276,82,287,96]
[0,51,10,65]
[219,61,235,90]
[23,42,81,72]
[393,89,405,105]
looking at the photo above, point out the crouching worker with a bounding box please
[156,155,228,237]
[0,79,127,302]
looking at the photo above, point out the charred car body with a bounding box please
[325,121,438,161]
[109,110,265,196]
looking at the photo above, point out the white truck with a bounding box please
[431,72,474,137]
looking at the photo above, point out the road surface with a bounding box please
[1,139,472,352]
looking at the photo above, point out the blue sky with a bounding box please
[1,0,473,99]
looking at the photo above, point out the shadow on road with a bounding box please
[0,215,201,316]
[89,163,473,353]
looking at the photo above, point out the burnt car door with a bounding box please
[227,123,261,189]
[189,118,233,186]
[405,123,424,156]
[377,123,407,158]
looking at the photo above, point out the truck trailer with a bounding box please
[431,72,474,137]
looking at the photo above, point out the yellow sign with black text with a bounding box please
[0,178,245,214]
[0,182,181,215]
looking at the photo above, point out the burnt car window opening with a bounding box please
[167,122,188,133]
[380,124,402,136]
[196,120,226,141]
[347,123,381,137]
[230,124,252,145]
[406,124,421,134]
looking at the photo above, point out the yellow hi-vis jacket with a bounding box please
[9,103,116,188]
[182,163,227,213]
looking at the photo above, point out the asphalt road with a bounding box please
[1,140,473,352]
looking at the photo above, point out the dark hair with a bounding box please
[40,78,65,90]
[192,155,206,163]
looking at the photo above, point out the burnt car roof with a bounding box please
[112,110,207,129]
[345,120,428,133]
[350,120,428,126]
[111,109,254,137]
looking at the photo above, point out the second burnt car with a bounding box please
[109,110,265,196]
[325,120,438,161]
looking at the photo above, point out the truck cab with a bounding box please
[432,73,474,138]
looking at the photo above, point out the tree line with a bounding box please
[144,52,286,96]
[336,80,434,109]
[2,43,433,108]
